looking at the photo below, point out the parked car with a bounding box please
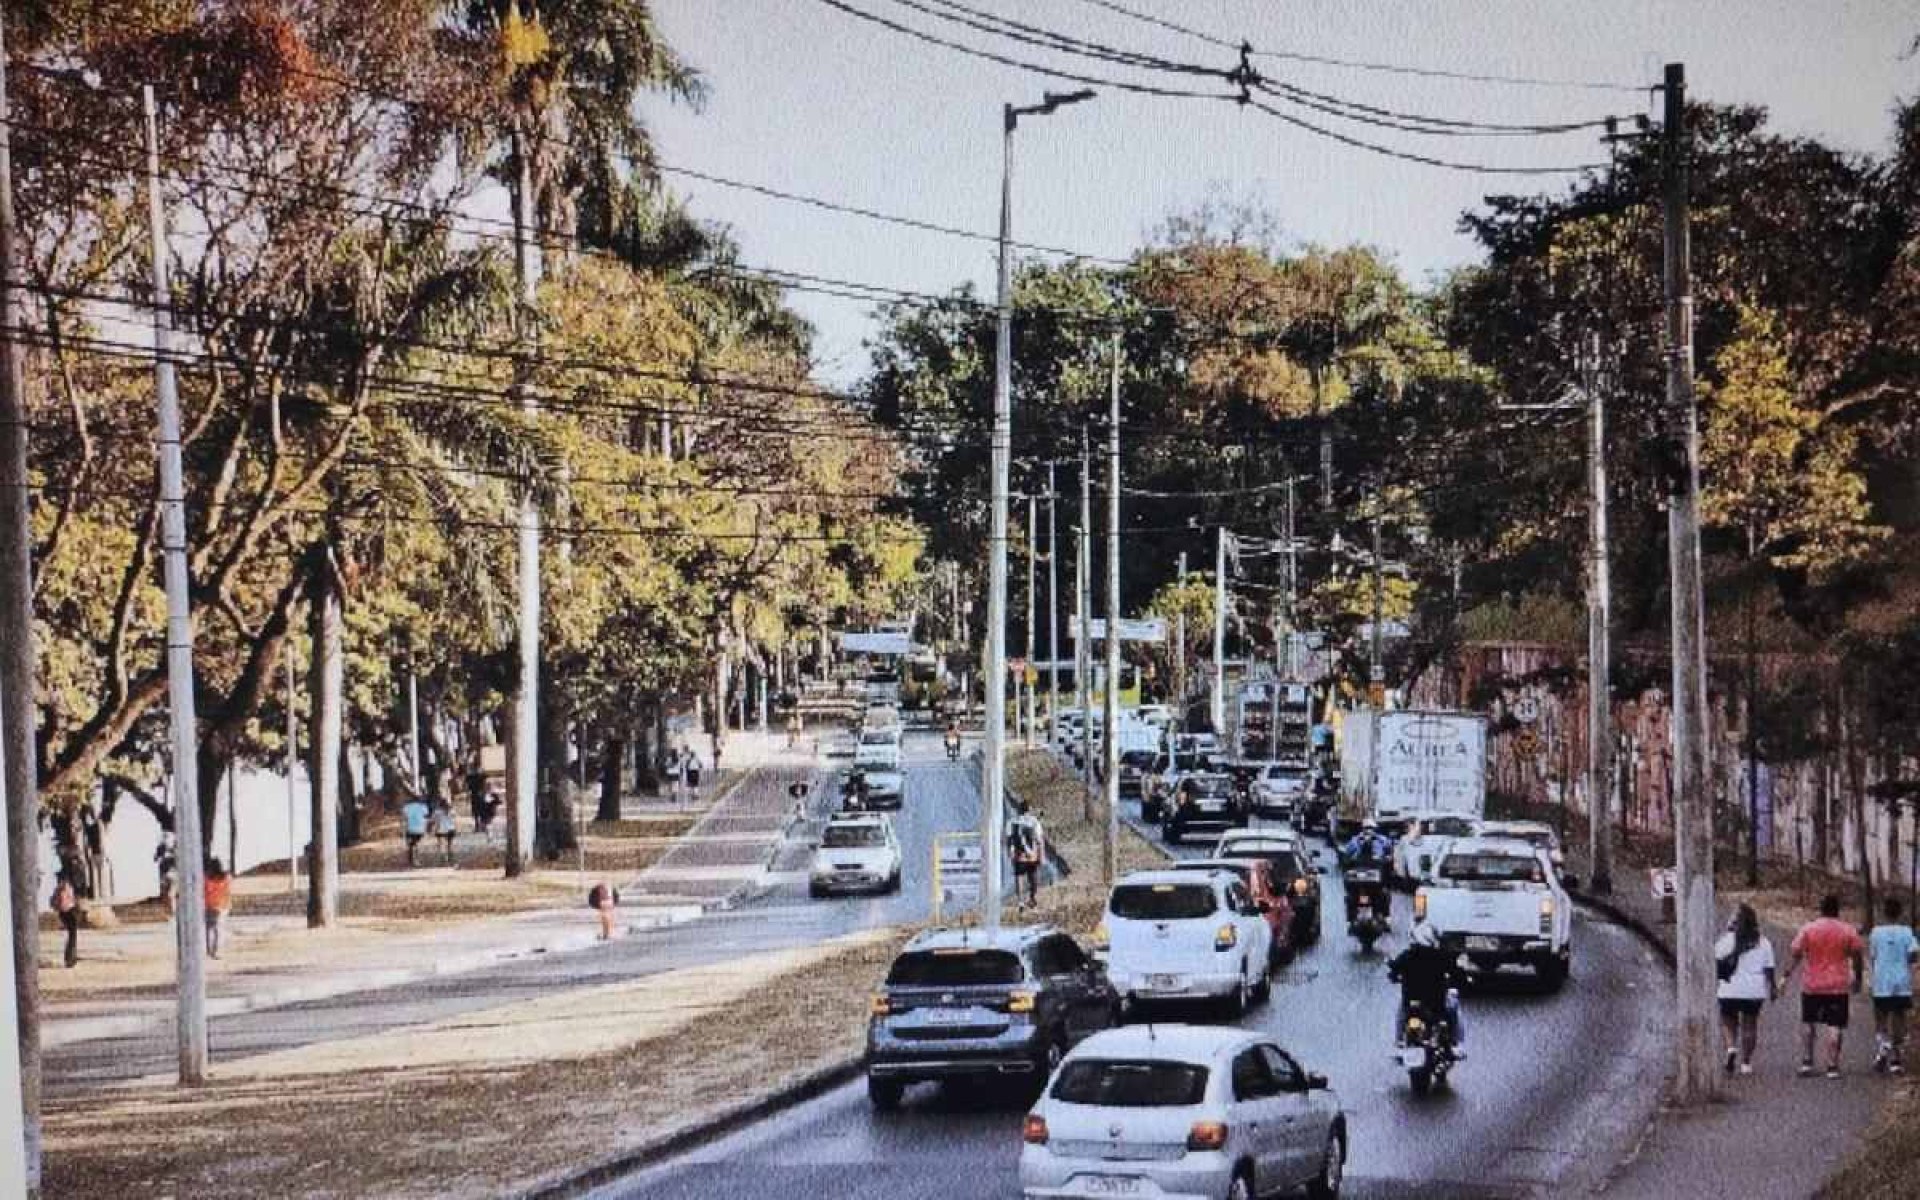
[1102,870,1273,1016]
[1162,773,1246,845]
[1250,761,1313,821]
[1019,1024,1347,1200]
[867,926,1119,1109]
[1212,831,1323,946]
[1415,837,1572,989]
[1392,811,1482,887]
[809,813,902,898]
[1170,858,1296,965]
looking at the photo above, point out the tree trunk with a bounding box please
[1841,678,1874,920]
[597,733,624,822]
[534,673,576,858]
[306,549,343,928]
[338,742,360,848]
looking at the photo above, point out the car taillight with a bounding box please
[1006,989,1037,1014]
[1214,923,1238,951]
[1186,1120,1229,1151]
[1092,921,1109,949]
[869,993,891,1017]
[1413,892,1428,921]
[1023,1114,1050,1145]
[1540,896,1555,935]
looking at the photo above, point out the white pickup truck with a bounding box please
[1413,837,1572,990]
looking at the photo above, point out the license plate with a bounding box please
[921,1007,972,1025]
[1145,973,1182,990]
[1399,1047,1429,1068]
[1465,935,1501,952]
[1081,1176,1145,1196]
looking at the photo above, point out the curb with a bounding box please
[518,1054,866,1199]
[1573,890,1677,967]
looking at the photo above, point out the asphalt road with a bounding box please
[46,732,980,1095]
[598,782,1671,1200]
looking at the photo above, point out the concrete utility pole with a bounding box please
[1025,492,1037,747]
[1662,62,1718,1106]
[1174,550,1187,723]
[143,84,209,1085]
[1104,327,1123,884]
[1211,528,1227,734]
[1078,429,1094,815]
[1584,334,1615,895]
[1046,462,1059,739]
[1369,499,1386,706]
[505,128,539,878]
[0,28,41,1190]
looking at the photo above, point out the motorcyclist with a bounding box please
[944,721,961,760]
[1388,921,1466,1048]
[1341,819,1395,923]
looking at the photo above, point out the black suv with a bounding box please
[1161,772,1247,845]
[866,926,1118,1109]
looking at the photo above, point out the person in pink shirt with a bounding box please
[1786,894,1867,1078]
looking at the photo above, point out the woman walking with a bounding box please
[1716,902,1777,1075]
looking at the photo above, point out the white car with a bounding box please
[854,728,902,770]
[861,766,905,809]
[808,813,902,897]
[1475,819,1566,869]
[1415,837,1572,988]
[1249,762,1312,820]
[1392,811,1482,885]
[1103,870,1273,1016]
[1019,1024,1347,1200]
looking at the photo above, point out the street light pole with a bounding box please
[984,89,1095,931]
[1211,528,1227,735]
[1104,326,1123,885]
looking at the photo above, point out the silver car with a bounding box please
[1020,1024,1346,1200]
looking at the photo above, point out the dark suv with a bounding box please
[866,926,1118,1109]
[1161,772,1246,845]
[1116,750,1157,801]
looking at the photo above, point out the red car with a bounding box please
[1170,857,1297,965]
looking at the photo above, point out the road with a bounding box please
[46,732,980,1095]
[595,779,1671,1199]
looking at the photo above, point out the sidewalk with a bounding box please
[42,734,813,1049]
[1567,844,1888,1198]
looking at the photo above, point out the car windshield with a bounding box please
[860,731,893,745]
[1496,829,1556,849]
[1109,883,1217,920]
[885,949,1024,987]
[1186,776,1231,795]
[822,824,885,848]
[1427,817,1478,837]
[1264,767,1306,782]
[1051,1059,1210,1107]
[1121,751,1156,768]
[1439,853,1543,883]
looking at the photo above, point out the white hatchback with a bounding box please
[808,813,902,897]
[1020,1024,1347,1200]
[1103,871,1272,1017]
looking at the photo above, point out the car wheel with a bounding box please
[1225,971,1250,1019]
[867,1074,905,1112]
[1253,967,1271,1005]
[1308,1130,1346,1199]
[1226,1167,1254,1200]
[1539,953,1570,992]
[1162,825,1181,846]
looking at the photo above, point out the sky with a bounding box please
[639,1,1920,385]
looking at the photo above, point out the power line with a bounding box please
[1243,98,1606,177]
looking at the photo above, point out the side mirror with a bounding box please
[1561,874,1583,893]
[1305,1072,1328,1091]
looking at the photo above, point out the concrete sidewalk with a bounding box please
[43,736,817,1050]
[1569,847,1888,1198]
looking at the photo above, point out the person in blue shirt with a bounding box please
[1343,819,1394,864]
[401,796,430,867]
[1868,897,1919,1074]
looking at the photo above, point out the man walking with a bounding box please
[1786,893,1866,1078]
[51,869,80,968]
[401,794,430,867]
[1008,799,1045,910]
[1868,897,1918,1074]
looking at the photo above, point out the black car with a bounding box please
[865,926,1119,1109]
[1116,750,1156,801]
[1160,772,1246,845]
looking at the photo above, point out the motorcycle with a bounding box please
[1342,862,1391,952]
[944,734,961,762]
[1397,993,1460,1095]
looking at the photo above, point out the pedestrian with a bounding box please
[51,869,79,968]
[588,881,619,940]
[401,793,429,866]
[1785,893,1867,1078]
[683,749,701,798]
[479,783,501,839]
[204,858,232,959]
[1868,896,1918,1074]
[1715,902,1776,1075]
[1008,798,1045,909]
[155,835,178,916]
[431,798,459,865]
[786,712,801,749]
[467,768,488,834]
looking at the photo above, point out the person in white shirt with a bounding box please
[1716,902,1778,1075]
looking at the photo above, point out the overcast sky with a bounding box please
[640,1,1919,384]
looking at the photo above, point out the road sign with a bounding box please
[933,832,983,921]
[1068,617,1168,643]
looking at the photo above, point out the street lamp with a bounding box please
[983,89,1095,932]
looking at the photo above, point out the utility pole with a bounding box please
[144,84,208,1085]
[1211,528,1227,735]
[1585,333,1615,895]
[1046,462,1059,740]
[1025,492,1037,747]
[284,645,299,892]
[505,128,539,878]
[1369,498,1386,707]
[1174,550,1187,724]
[1078,429,1094,813]
[0,27,41,1191]
[1662,62,1718,1107]
[407,655,422,794]
[1270,476,1297,757]
[1104,326,1123,884]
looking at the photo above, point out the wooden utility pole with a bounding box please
[1586,333,1615,895]
[1662,61,1719,1106]
[144,84,209,1085]
[0,25,41,1191]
